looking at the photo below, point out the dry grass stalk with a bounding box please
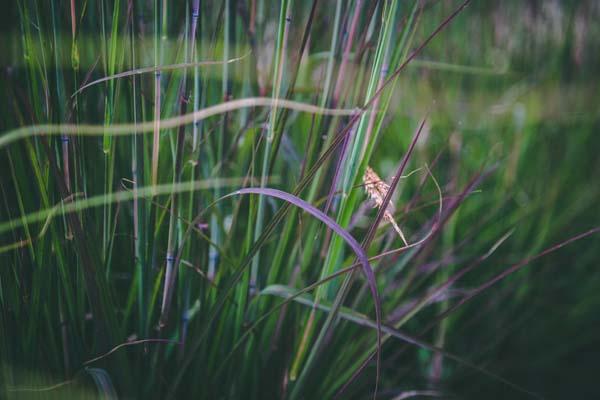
[363,166,408,245]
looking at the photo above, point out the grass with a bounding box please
[1,0,599,399]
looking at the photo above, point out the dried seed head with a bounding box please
[363,166,408,246]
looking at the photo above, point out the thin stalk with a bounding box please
[101,0,121,265]
[319,0,343,111]
[151,0,163,191]
[160,0,195,329]
[50,0,73,378]
[332,0,363,106]
[129,0,147,336]
[191,0,201,151]
[180,0,201,354]
[50,0,70,227]
[251,0,292,294]
[208,0,230,281]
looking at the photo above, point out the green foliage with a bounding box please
[1,1,599,399]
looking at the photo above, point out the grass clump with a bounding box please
[1,1,599,399]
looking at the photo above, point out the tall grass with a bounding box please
[1,1,599,399]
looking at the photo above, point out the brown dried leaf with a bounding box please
[363,166,408,245]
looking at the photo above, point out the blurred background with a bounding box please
[1,1,599,399]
